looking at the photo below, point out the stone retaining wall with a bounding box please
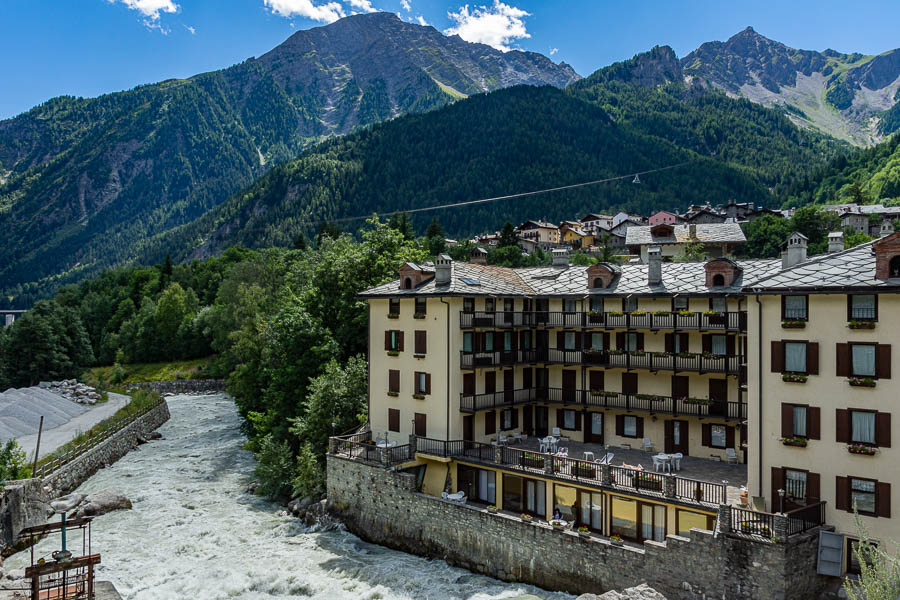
[126,379,225,395]
[43,400,171,496]
[327,455,833,600]
[0,479,49,554]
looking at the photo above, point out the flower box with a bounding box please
[653,311,672,317]
[610,535,624,545]
[781,320,806,329]
[578,530,591,539]
[677,310,693,317]
[634,393,661,402]
[632,474,663,492]
[848,377,876,388]
[608,311,625,317]
[631,351,647,357]
[848,320,876,330]
[520,513,532,523]
[782,373,808,383]
[412,393,425,400]
[413,313,426,320]
[551,521,565,530]
[387,351,400,357]
[631,310,648,316]
[572,465,596,478]
[676,352,696,359]
[683,398,713,406]
[487,505,498,514]
[387,391,399,397]
[848,445,877,456]
[519,454,545,469]
[781,437,808,447]
[387,313,400,319]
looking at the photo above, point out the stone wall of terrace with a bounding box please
[327,454,834,600]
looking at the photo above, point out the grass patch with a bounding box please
[84,357,216,385]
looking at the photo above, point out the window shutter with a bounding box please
[557,331,565,349]
[556,408,564,427]
[726,335,736,356]
[589,370,604,391]
[494,332,503,350]
[781,295,786,321]
[636,417,644,438]
[415,413,426,437]
[836,409,850,443]
[664,420,674,446]
[807,343,819,375]
[877,344,891,379]
[384,331,391,351]
[665,334,674,353]
[835,476,849,511]
[726,426,735,449]
[616,332,625,349]
[781,403,794,438]
[615,415,624,436]
[637,333,645,351]
[702,423,711,447]
[425,373,431,395]
[771,467,785,513]
[807,472,821,502]
[398,331,404,352]
[771,341,785,373]
[702,335,712,354]
[389,369,400,393]
[388,408,400,432]
[877,482,891,518]
[512,408,519,429]
[575,332,582,350]
[846,296,852,323]
[574,411,582,430]
[876,412,891,448]
[415,331,426,354]
[603,332,611,350]
[485,411,496,435]
[679,333,689,352]
[808,407,821,440]
[836,343,850,377]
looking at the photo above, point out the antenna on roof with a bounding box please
[632,173,641,184]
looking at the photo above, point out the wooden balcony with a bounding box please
[459,310,747,332]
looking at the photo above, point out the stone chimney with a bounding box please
[435,254,452,285]
[470,247,488,265]
[689,223,697,240]
[647,246,662,285]
[781,232,809,269]
[827,231,844,253]
[552,248,569,268]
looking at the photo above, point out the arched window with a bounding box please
[890,255,900,278]
[593,278,603,289]
[403,277,413,289]
[712,274,725,287]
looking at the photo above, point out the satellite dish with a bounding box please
[632,174,641,184]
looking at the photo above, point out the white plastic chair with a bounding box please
[641,438,654,452]
[596,452,614,465]
[583,451,595,462]
[498,434,509,445]
[539,437,550,453]
[652,455,664,472]
[552,427,562,437]
[672,453,683,471]
[725,448,739,464]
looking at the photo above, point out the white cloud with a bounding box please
[549,47,558,55]
[108,0,179,21]
[400,0,411,10]
[445,1,530,52]
[185,25,196,35]
[416,15,428,26]
[346,0,377,12]
[264,0,346,23]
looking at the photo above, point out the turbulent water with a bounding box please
[9,395,572,600]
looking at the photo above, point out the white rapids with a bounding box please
[8,394,572,600]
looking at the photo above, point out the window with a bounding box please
[623,415,637,437]
[712,274,725,287]
[414,372,430,395]
[403,277,413,289]
[641,504,667,543]
[463,332,473,352]
[388,408,400,432]
[463,297,475,313]
[891,256,900,278]
[521,330,532,349]
[504,298,514,313]
[611,497,638,540]
[850,411,876,444]
[579,491,604,532]
[623,297,638,313]
[386,330,403,351]
[562,409,576,430]
[851,344,876,377]
[710,425,727,448]
[673,297,689,311]
[676,510,715,536]
[850,478,876,514]
[563,298,577,313]
[501,409,514,430]
[590,333,604,351]
[849,295,877,320]
[785,469,807,501]
[389,298,400,315]
[623,333,638,352]
[784,342,807,373]
[485,298,495,313]
[564,331,576,350]
[674,334,685,354]
[484,333,494,352]
[783,295,808,320]
[389,370,400,393]
[554,485,578,522]
[710,335,727,356]
[502,475,545,517]
[590,297,604,312]
[710,297,727,313]
[793,405,807,437]
[458,465,496,504]
[415,297,426,315]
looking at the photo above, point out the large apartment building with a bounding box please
[747,232,900,571]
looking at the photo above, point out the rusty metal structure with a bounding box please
[18,517,99,600]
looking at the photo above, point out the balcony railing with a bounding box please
[459,387,747,421]
[460,310,746,332]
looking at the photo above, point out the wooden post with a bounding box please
[32,416,43,475]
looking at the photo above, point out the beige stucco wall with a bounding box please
[748,292,899,542]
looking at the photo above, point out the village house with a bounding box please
[625,222,746,262]
[518,220,560,249]
[647,211,683,226]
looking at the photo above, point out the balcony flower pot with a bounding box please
[413,313,426,320]
[631,351,647,357]
[572,465,597,478]
[578,526,591,538]
[607,350,625,356]
[848,445,877,456]
[387,391,399,397]
[387,351,400,357]
[551,520,565,530]
[387,313,400,319]
[520,513,532,523]
[677,352,696,359]
[412,393,425,400]
[588,311,604,323]
[678,310,693,317]
[608,311,624,317]
[631,310,648,316]
[848,377,876,388]
[519,453,545,469]
[610,535,624,546]
[487,505,498,514]
[653,311,671,317]
[704,311,726,325]
[781,437,808,447]
[781,320,806,329]
[632,474,662,492]
[782,373,808,383]
[848,320,876,330]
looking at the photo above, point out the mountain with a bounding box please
[681,27,900,145]
[0,12,578,306]
[129,84,837,267]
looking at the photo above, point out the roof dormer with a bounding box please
[586,262,620,289]
[874,231,900,280]
[704,258,742,288]
[398,262,434,290]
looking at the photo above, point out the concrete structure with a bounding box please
[625,223,746,262]
[747,233,900,577]
[0,310,25,328]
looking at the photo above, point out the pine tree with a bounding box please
[293,233,308,250]
[498,221,518,248]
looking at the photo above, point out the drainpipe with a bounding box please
[441,297,451,440]
[754,293,763,498]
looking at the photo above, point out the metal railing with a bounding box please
[675,477,726,505]
[730,507,775,538]
[785,501,827,536]
[460,310,747,332]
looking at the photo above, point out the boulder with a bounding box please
[597,584,668,600]
[299,497,313,509]
[71,490,132,519]
[6,569,24,581]
[147,431,162,440]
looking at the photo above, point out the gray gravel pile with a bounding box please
[0,386,89,442]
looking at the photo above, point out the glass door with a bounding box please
[640,503,667,543]
[579,491,604,533]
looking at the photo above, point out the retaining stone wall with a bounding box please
[0,479,48,553]
[126,379,225,395]
[43,401,171,496]
[327,455,833,600]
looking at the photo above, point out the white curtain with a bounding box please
[591,333,604,351]
[851,345,876,376]
[784,295,806,318]
[565,332,576,350]
[711,335,727,355]
[479,470,495,503]
[785,343,807,372]
[851,411,875,444]
[624,417,637,437]
[793,406,807,437]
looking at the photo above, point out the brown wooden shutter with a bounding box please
[389,369,400,393]
[679,333,689,352]
[726,426,735,449]
[384,330,392,351]
[398,331,404,352]
[836,343,850,377]
[615,415,624,436]
[665,334,674,353]
[603,332,611,350]
[835,476,850,511]
[463,373,474,396]
[846,296,853,322]
[415,330,426,354]
[616,332,625,349]
[414,413,426,437]
[512,408,519,429]
[557,331,565,349]
[836,409,850,443]
[664,420,674,450]
[780,295,786,321]
[808,407,821,440]
[425,373,431,395]
[556,408,564,428]
[771,467,785,513]
[807,342,819,375]
[589,370,604,391]
[637,333,645,351]
[877,344,892,379]
[726,335,736,356]
[485,411,496,435]
[702,423,712,447]
[876,412,891,448]
[877,482,891,518]
[574,332,582,350]
[781,403,794,438]
[636,417,644,438]
[494,332,503,350]
[807,472,821,502]
[574,411,582,430]
[702,335,711,354]
[388,408,400,432]
[770,341,785,373]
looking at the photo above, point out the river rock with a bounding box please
[596,584,668,600]
[148,431,162,440]
[6,569,24,581]
[299,497,313,509]
[71,490,132,519]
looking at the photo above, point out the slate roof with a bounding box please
[747,241,900,291]
[625,223,746,247]
[359,258,782,298]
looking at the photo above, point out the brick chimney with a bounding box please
[647,246,662,285]
[435,254,452,285]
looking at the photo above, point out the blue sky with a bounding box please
[2,0,900,119]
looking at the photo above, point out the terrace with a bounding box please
[459,310,747,332]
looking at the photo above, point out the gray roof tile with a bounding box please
[748,242,900,290]
[625,223,746,246]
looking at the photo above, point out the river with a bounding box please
[8,395,573,600]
